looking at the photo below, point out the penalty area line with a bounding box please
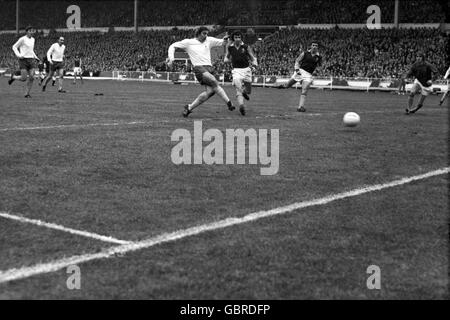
[0,167,448,284]
[0,212,132,245]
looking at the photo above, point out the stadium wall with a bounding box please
[2,68,445,92]
[108,71,448,93]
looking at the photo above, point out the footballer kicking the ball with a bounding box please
[404,53,438,115]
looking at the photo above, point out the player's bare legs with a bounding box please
[406,84,420,114]
[186,86,216,112]
[298,80,312,112]
[410,95,426,113]
[183,72,234,117]
[406,84,427,114]
[8,68,28,84]
[406,94,415,114]
[42,68,61,91]
[278,78,297,89]
[73,73,83,85]
[24,68,34,97]
[243,81,252,99]
[9,68,34,97]
[57,68,65,92]
[234,77,247,115]
[202,72,233,106]
[42,69,54,91]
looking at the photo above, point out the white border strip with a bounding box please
[0,212,132,245]
[0,167,448,284]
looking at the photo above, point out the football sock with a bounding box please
[236,92,244,107]
[408,96,414,109]
[189,92,209,110]
[213,86,230,104]
[299,94,306,108]
[25,77,33,96]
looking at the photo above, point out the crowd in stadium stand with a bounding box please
[252,27,448,78]
[1,27,448,80]
[0,0,447,30]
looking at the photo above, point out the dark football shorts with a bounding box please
[18,58,36,71]
[51,61,65,72]
[193,65,218,86]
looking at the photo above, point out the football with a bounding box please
[343,112,360,127]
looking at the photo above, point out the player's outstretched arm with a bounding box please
[208,35,228,48]
[167,40,189,67]
[224,45,231,63]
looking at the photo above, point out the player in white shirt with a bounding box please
[439,66,450,106]
[42,36,66,93]
[167,26,234,117]
[8,26,40,98]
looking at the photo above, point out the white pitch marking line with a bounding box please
[0,212,132,245]
[0,115,297,132]
[0,167,448,284]
[0,110,400,132]
[0,121,148,132]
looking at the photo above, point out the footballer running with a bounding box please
[224,31,258,116]
[42,36,67,93]
[404,53,438,114]
[167,26,235,117]
[277,41,322,112]
[8,26,40,98]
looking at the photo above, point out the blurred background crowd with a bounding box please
[0,0,448,78]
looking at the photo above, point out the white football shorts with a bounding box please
[73,67,82,75]
[412,79,432,96]
[291,68,313,83]
[232,67,252,87]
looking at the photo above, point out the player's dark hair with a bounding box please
[195,26,209,37]
[417,52,426,60]
[25,26,34,31]
[231,31,243,41]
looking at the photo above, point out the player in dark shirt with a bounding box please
[38,56,50,86]
[404,53,438,114]
[278,42,322,112]
[37,56,45,86]
[72,54,83,84]
[224,31,258,116]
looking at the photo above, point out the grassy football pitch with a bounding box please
[0,79,448,299]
